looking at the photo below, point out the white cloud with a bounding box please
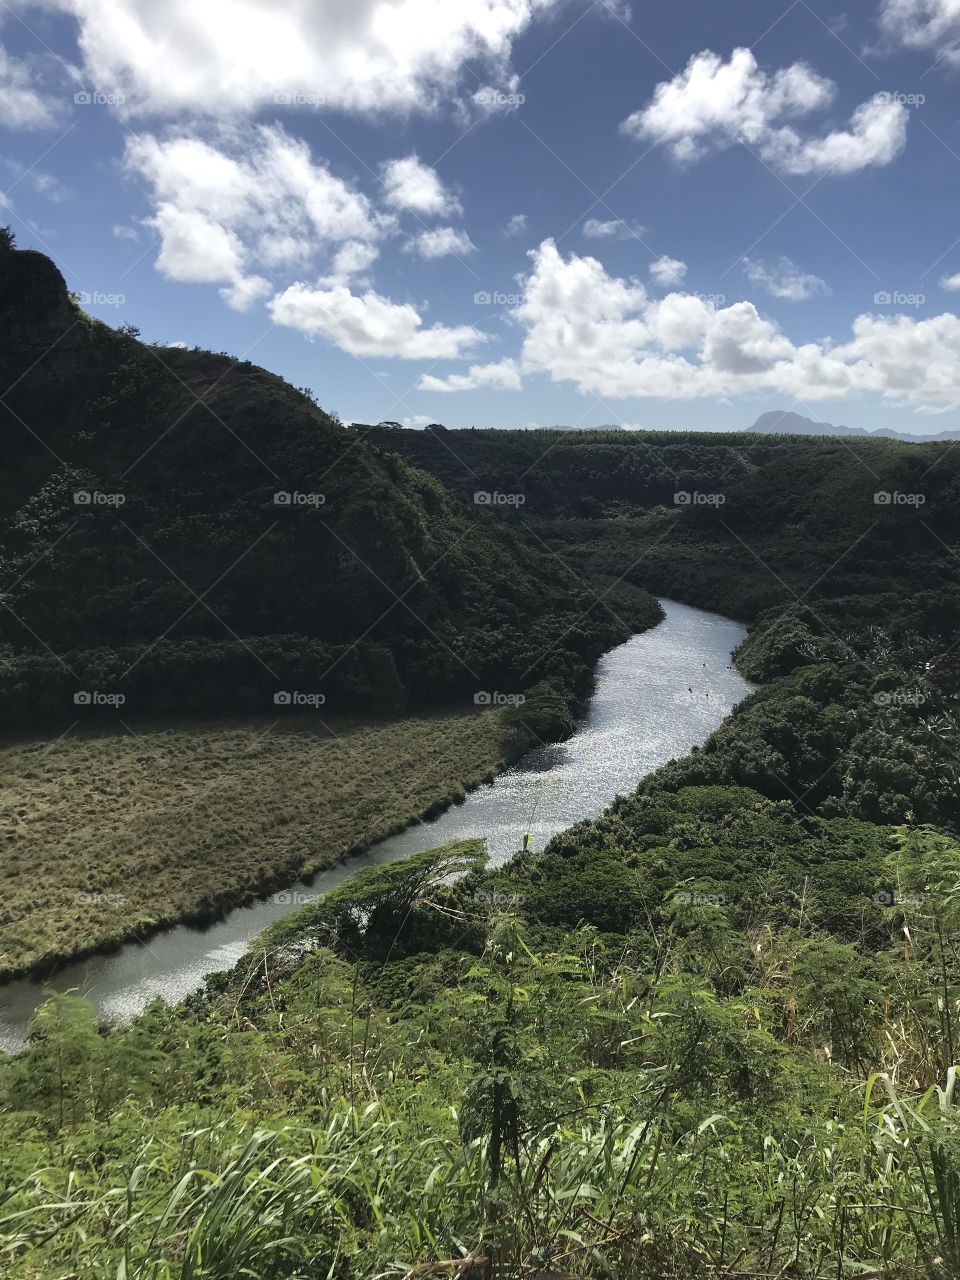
[49,0,560,117]
[150,205,247,283]
[622,47,908,175]
[743,256,830,301]
[762,96,908,175]
[419,357,521,391]
[328,240,380,280]
[0,47,59,129]
[403,226,476,258]
[125,124,386,294]
[112,223,140,241]
[649,255,687,287]
[504,213,527,237]
[941,271,960,291]
[879,0,960,62]
[381,154,461,216]
[583,216,646,240]
[219,274,271,311]
[512,239,960,409]
[269,281,486,359]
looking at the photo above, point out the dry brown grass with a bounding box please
[0,708,515,976]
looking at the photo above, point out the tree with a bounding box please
[0,226,15,252]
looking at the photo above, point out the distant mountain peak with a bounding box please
[749,410,960,444]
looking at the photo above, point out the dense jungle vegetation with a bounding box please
[4,243,960,1276]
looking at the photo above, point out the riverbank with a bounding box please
[0,707,526,981]
[0,600,752,1050]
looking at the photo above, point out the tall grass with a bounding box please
[0,708,514,976]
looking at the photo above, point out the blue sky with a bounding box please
[2,0,960,433]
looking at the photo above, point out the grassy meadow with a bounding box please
[0,708,516,977]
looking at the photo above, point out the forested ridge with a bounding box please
[0,236,659,735]
[5,248,960,1276]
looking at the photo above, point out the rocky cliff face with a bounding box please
[0,245,94,388]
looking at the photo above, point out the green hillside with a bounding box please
[0,238,660,732]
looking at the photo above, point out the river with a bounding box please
[0,599,752,1052]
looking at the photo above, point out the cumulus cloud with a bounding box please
[762,96,908,175]
[219,274,271,311]
[418,357,521,391]
[124,124,386,299]
[382,154,461,216]
[503,212,528,237]
[622,47,908,175]
[941,271,960,291]
[47,0,560,117]
[649,255,687,287]
[583,216,646,240]
[879,0,960,62]
[512,239,960,409]
[0,46,60,128]
[403,226,476,258]
[269,281,486,359]
[743,256,831,301]
[328,240,380,281]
